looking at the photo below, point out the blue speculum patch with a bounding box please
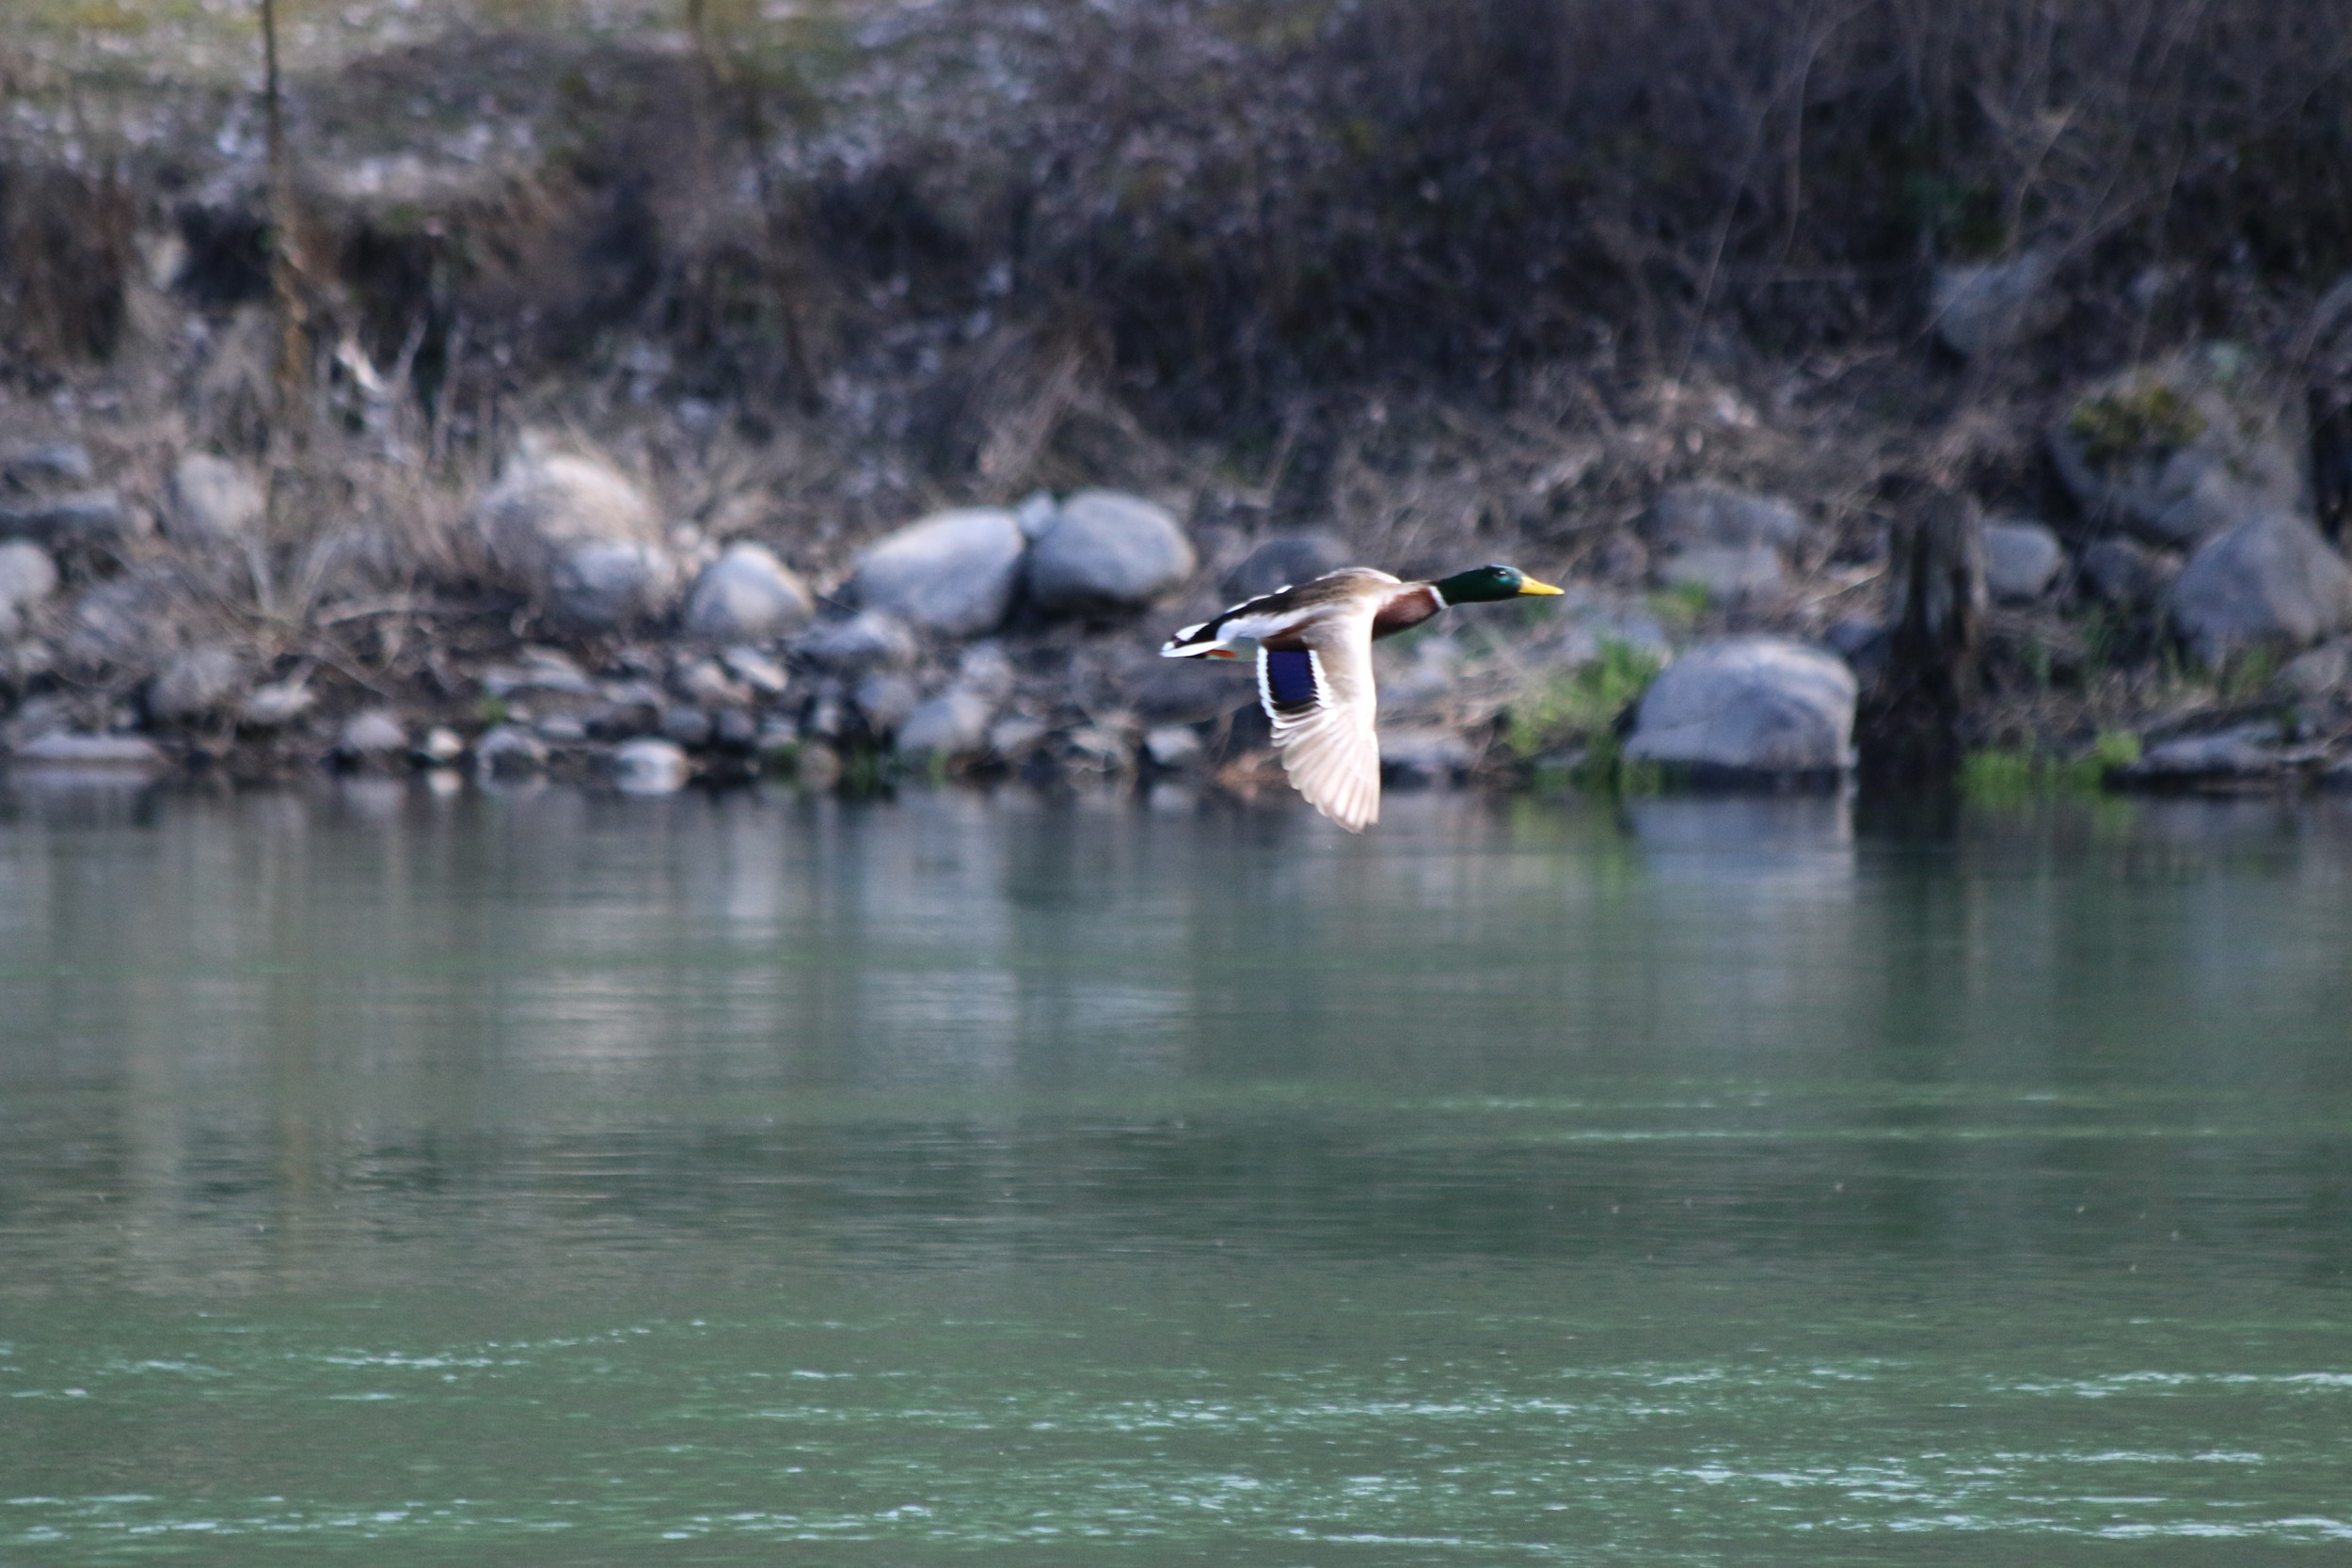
[1264,648,1318,709]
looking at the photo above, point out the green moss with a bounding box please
[2066,379,2206,469]
[1570,728,1662,797]
[2216,645,2281,701]
[1503,639,1663,761]
[1647,582,1710,631]
[2090,729,2143,770]
[1959,731,2139,803]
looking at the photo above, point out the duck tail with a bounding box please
[1159,619,1243,659]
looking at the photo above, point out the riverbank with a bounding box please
[7,2,2352,800]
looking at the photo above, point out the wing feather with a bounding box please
[1258,603,1382,832]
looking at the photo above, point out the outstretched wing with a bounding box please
[1258,606,1382,832]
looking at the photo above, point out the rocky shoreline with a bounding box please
[9,344,2352,810]
[9,9,2352,806]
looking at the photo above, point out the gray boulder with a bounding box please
[1648,483,1806,551]
[65,571,178,665]
[1983,519,2065,601]
[795,610,917,672]
[1930,249,2058,358]
[2168,514,2352,667]
[682,543,814,641]
[661,705,713,747]
[12,732,166,769]
[2271,638,2352,704]
[720,645,790,696]
[473,724,548,778]
[852,507,1025,636]
[482,646,597,699]
[0,542,59,636]
[548,540,682,630]
[1656,543,1785,602]
[148,646,250,721]
[1,442,95,492]
[2079,536,2175,604]
[1623,637,1858,774]
[472,445,668,600]
[1025,490,1197,615]
[1221,531,1353,602]
[894,643,1014,758]
[165,452,266,546]
[0,489,138,549]
[2123,723,2284,781]
[853,672,921,734]
[1646,483,1804,603]
[896,690,996,757]
[2051,356,2303,545]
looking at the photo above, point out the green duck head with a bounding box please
[1431,564,1565,605]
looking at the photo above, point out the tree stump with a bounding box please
[1860,482,1986,783]
[2312,386,2352,545]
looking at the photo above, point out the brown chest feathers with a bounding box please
[1370,583,1446,640]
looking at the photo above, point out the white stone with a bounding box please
[471,446,666,599]
[852,508,1025,636]
[1982,519,2065,602]
[1025,490,1196,615]
[417,725,466,764]
[1623,637,1858,774]
[0,542,58,636]
[239,679,315,728]
[612,736,691,793]
[682,543,814,641]
[1143,724,1205,768]
[339,710,407,755]
[165,452,264,546]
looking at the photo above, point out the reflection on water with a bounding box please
[1,781,2349,1562]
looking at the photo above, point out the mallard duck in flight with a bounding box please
[1159,563,1564,832]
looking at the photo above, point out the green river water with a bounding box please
[1,780,2348,1564]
